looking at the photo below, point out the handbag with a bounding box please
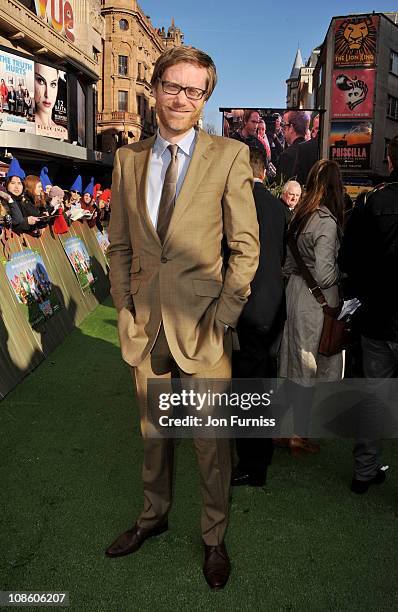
[288,235,352,357]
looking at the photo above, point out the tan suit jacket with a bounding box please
[108,129,259,374]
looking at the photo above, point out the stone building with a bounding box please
[286,46,320,109]
[0,0,111,185]
[98,0,183,154]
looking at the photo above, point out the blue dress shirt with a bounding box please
[147,127,197,230]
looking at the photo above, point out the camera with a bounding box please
[0,213,12,229]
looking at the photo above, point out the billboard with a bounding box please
[0,51,68,140]
[34,62,68,139]
[332,68,375,119]
[334,15,378,67]
[0,50,35,134]
[329,121,372,170]
[33,0,75,43]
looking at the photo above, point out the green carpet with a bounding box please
[1,297,397,612]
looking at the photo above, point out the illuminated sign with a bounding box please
[34,0,75,43]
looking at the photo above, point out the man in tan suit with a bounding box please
[105,46,259,589]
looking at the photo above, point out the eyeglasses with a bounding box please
[281,122,293,129]
[158,79,206,100]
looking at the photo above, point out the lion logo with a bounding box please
[343,20,370,49]
[335,17,377,63]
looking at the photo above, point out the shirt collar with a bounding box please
[154,127,196,158]
[253,178,263,183]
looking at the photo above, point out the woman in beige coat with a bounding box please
[279,160,345,454]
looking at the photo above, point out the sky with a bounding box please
[141,1,397,132]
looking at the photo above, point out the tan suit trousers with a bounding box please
[132,324,232,546]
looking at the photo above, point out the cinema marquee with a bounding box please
[34,0,75,43]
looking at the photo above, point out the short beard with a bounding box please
[156,104,202,135]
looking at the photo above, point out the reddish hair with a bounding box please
[24,175,45,208]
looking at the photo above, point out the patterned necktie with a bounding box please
[157,144,178,243]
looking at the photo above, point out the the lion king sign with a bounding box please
[334,15,378,67]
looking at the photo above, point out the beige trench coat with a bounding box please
[279,205,344,382]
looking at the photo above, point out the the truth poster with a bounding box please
[60,236,95,292]
[334,15,378,67]
[332,68,375,119]
[0,50,35,134]
[4,250,60,327]
[329,121,372,170]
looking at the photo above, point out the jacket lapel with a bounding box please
[164,130,215,246]
[133,135,161,245]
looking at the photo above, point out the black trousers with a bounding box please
[232,322,283,478]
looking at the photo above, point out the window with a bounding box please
[136,95,142,115]
[119,19,129,31]
[387,95,398,120]
[118,90,128,112]
[390,50,398,76]
[118,55,128,77]
[137,62,142,80]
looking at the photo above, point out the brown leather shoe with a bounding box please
[105,522,168,558]
[203,542,231,589]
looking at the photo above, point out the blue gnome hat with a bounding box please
[40,166,52,190]
[6,157,26,179]
[70,174,82,193]
[83,177,95,197]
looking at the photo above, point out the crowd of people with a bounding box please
[224,108,319,186]
[100,44,398,592]
[0,157,111,240]
[231,135,398,493]
[1,42,396,591]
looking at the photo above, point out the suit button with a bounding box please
[160,256,168,263]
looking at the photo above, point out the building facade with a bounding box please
[98,0,183,154]
[286,47,320,109]
[313,12,398,183]
[0,0,112,186]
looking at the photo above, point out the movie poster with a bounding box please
[329,121,372,170]
[332,69,375,119]
[34,62,68,140]
[0,50,35,134]
[95,229,110,266]
[60,236,95,292]
[4,250,60,327]
[334,15,378,67]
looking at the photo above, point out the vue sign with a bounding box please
[34,0,75,43]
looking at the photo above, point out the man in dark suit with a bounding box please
[296,114,320,186]
[232,147,286,486]
[276,110,309,184]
